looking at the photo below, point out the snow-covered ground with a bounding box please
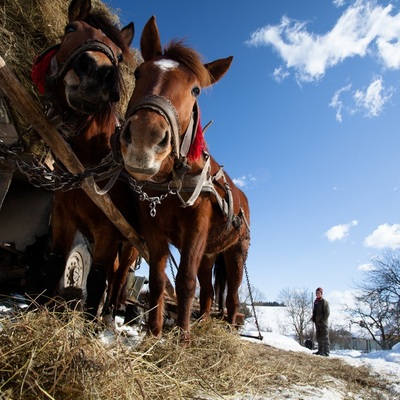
[241,306,400,399]
[2,298,399,399]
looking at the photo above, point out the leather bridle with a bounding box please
[45,39,119,101]
[125,94,199,165]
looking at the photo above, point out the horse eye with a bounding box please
[65,24,77,34]
[192,86,201,97]
[134,69,141,79]
[117,53,123,63]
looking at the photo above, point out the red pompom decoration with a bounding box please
[31,47,58,94]
[187,120,207,161]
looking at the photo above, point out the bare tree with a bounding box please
[239,283,265,305]
[238,283,266,318]
[347,250,400,350]
[278,287,312,345]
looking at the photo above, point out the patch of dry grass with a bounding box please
[0,306,394,400]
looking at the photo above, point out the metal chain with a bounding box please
[243,255,263,340]
[0,138,122,192]
[168,256,176,283]
[127,177,177,217]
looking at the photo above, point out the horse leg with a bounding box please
[86,232,119,319]
[197,255,215,320]
[44,199,77,301]
[223,246,246,327]
[105,243,139,316]
[147,251,169,336]
[175,239,206,339]
[213,253,227,317]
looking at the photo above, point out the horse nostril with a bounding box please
[74,52,94,77]
[158,130,170,148]
[100,67,117,90]
[121,121,132,145]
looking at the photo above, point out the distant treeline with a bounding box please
[253,301,285,307]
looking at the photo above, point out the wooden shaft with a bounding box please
[0,56,149,260]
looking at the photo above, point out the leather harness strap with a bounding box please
[124,94,242,229]
[126,95,182,160]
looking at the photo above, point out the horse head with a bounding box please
[32,0,134,117]
[120,16,232,182]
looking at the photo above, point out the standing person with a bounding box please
[311,287,330,356]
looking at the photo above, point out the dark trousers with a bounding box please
[315,321,330,354]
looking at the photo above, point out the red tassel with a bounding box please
[31,48,58,94]
[187,120,207,161]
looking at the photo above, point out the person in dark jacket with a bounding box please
[311,287,330,356]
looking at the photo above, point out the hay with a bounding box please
[0,0,136,137]
[0,306,393,399]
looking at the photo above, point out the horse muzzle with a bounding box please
[124,164,160,180]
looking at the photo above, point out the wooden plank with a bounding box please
[0,56,149,260]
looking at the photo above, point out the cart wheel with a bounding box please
[58,231,91,302]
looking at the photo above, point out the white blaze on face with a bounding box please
[154,59,179,71]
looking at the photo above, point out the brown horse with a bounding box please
[32,0,138,320]
[120,16,250,341]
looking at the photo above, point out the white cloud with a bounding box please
[272,66,289,83]
[246,1,400,83]
[325,220,358,242]
[353,77,394,117]
[363,223,400,249]
[357,262,374,271]
[327,289,355,310]
[233,176,246,188]
[329,77,394,120]
[233,174,257,188]
[333,0,347,7]
[329,83,352,122]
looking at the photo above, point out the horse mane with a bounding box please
[163,40,212,87]
[82,10,131,57]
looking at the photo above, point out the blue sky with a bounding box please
[107,0,400,302]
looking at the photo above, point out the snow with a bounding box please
[1,298,399,399]
[240,306,400,399]
[114,304,400,398]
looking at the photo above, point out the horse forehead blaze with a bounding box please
[153,59,180,71]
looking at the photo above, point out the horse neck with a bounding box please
[186,156,208,175]
[67,113,117,166]
[50,96,118,165]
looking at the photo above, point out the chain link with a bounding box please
[243,255,263,340]
[168,256,176,283]
[127,177,177,217]
[0,138,122,192]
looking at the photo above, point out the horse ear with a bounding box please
[140,16,162,61]
[204,56,233,85]
[121,22,135,47]
[68,0,92,21]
